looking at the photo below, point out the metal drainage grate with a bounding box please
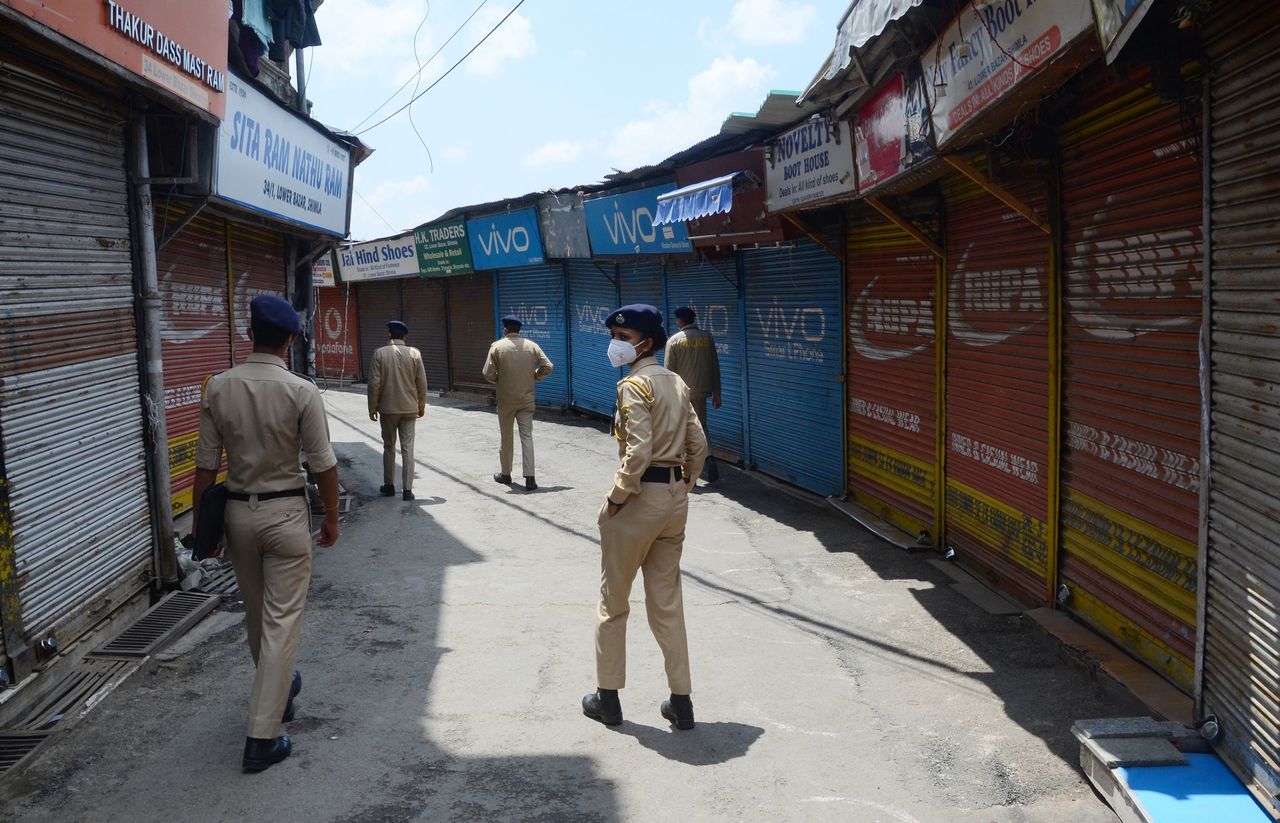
[0,731,52,777]
[8,659,134,731]
[87,591,220,660]
[195,563,240,598]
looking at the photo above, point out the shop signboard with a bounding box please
[538,193,592,258]
[1,0,228,116]
[854,72,936,193]
[583,184,692,255]
[765,119,857,213]
[336,233,421,283]
[414,217,474,277]
[313,251,336,287]
[214,74,352,236]
[921,0,1094,148]
[1092,0,1157,64]
[467,208,546,270]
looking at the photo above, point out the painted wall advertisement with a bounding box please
[765,119,857,213]
[921,0,1094,148]
[467,208,546,270]
[415,217,474,277]
[336,233,421,283]
[855,72,936,193]
[314,285,360,380]
[214,75,352,236]
[583,184,692,255]
[2,0,228,116]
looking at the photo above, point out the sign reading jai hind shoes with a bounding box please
[414,217,474,277]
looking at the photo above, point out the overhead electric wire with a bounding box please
[355,0,529,136]
[347,0,488,133]
[408,2,436,173]
[355,189,397,233]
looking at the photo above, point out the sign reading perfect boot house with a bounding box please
[466,208,545,270]
[414,217,474,277]
[1,0,228,116]
[583,184,692,255]
[765,119,857,213]
[214,75,352,236]
[336,233,421,283]
[854,72,936,193]
[921,0,1094,148]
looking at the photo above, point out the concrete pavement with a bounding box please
[0,389,1124,822]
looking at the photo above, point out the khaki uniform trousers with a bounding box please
[689,393,710,435]
[225,495,313,739]
[380,413,417,491]
[595,478,691,694]
[497,403,535,477]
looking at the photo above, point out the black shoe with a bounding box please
[379,484,395,496]
[402,490,415,501]
[703,458,720,484]
[242,735,292,772]
[661,694,695,730]
[493,473,513,484]
[282,670,301,723]
[582,689,622,726]
[524,476,537,492]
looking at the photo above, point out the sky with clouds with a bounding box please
[305,0,841,241]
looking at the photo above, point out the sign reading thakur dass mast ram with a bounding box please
[0,0,228,116]
[765,119,857,213]
[921,0,1094,148]
[335,233,421,283]
[215,75,352,236]
[583,184,691,255]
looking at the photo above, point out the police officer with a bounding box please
[665,306,722,483]
[583,304,708,731]
[367,320,428,500]
[192,295,340,772]
[483,314,553,491]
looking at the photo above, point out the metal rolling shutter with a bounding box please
[228,223,287,364]
[402,278,450,390]
[619,260,666,367]
[357,280,402,381]
[0,60,152,642]
[155,209,233,514]
[568,260,621,416]
[494,264,569,408]
[742,240,844,495]
[314,285,360,382]
[1204,4,1280,812]
[446,272,495,391]
[665,260,745,458]
[846,218,939,540]
[942,171,1051,605]
[1058,67,1203,692]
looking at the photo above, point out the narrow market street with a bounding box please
[1,390,1125,822]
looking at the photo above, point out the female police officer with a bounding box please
[583,305,708,730]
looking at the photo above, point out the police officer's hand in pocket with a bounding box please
[605,500,623,519]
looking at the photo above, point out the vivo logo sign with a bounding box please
[467,208,544,269]
[585,184,691,255]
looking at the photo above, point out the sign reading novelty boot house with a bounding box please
[466,208,546,270]
[583,184,692,255]
[765,119,857,213]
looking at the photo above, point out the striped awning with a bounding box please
[652,173,740,226]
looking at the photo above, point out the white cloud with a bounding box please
[315,0,426,76]
[523,139,585,168]
[465,8,537,76]
[349,173,437,240]
[727,0,817,46]
[605,57,777,169]
[437,145,468,161]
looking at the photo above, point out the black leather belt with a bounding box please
[226,488,306,502]
[641,466,681,483]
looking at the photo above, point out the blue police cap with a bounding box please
[501,314,523,329]
[607,304,667,347]
[387,320,408,337]
[249,295,301,334]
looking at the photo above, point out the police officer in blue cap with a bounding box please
[193,294,341,772]
[583,304,707,731]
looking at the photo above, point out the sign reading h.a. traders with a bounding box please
[765,119,857,213]
[414,217,474,277]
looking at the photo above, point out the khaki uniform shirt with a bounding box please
[664,324,721,397]
[608,356,708,504]
[482,333,553,408]
[195,353,338,493]
[368,340,428,416]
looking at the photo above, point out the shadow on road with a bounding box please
[612,719,765,765]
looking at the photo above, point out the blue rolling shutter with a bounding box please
[494,264,569,408]
[665,259,745,458]
[567,260,620,416]
[619,260,666,366]
[742,240,844,495]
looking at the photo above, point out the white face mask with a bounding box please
[607,338,644,368]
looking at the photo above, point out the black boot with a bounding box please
[379,484,395,496]
[524,476,537,492]
[402,490,415,501]
[703,456,720,484]
[282,670,302,722]
[661,694,695,730]
[582,688,622,726]
[493,473,513,485]
[242,735,292,772]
